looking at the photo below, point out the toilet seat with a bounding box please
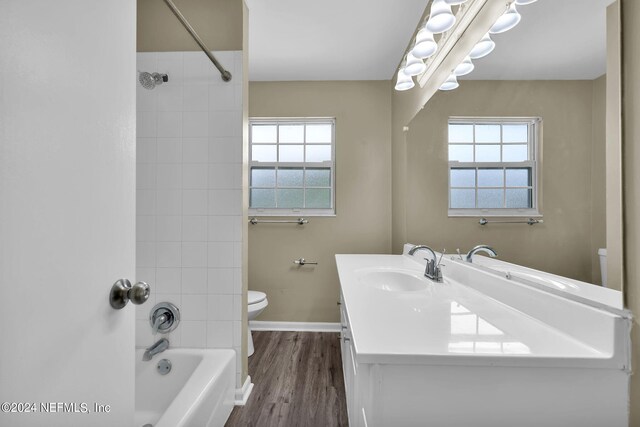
[248,290,267,305]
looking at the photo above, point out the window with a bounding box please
[448,117,541,217]
[249,118,335,216]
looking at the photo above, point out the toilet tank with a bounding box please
[598,248,607,287]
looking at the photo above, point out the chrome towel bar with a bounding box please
[249,217,308,225]
[479,217,543,226]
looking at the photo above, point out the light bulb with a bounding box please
[426,0,456,34]
[490,3,521,34]
[440,74,459,91]
[395,68,415,91]
[469,33,495,59]
[454,56,474,76]
[515,0,537,4]
[411,28,438,59]
[404,52,427,76]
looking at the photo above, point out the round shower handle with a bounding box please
[149,302,180,334]
[109,279,151,309]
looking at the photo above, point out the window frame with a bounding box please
[249,117,336,217]
[447,116,543,218]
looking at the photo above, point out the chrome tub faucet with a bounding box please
[142,338,169,361]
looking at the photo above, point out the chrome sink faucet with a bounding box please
[408,245,443,283]
[143,338,169,361]
[466,245,498,263]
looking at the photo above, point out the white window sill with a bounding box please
[448,209,541,218]
[248,209,336,217]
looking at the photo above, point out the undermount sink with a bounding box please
[357,269,428,292]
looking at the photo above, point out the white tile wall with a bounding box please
[136,51,244,387]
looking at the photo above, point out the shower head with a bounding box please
[138,72,168,90]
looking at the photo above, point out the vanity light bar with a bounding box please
[395,0,537,92]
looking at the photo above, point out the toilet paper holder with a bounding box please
[293,258,318,266]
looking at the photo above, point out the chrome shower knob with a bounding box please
[149,302,180,334]
[109,279,151,309]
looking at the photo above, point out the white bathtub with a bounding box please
[135,348,235,427]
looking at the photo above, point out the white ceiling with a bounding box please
[245,0,614,82]
[463,0,614,80]
[244,0,427,81]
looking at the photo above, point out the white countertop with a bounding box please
[469,255,624,311]
[336,254,622,368]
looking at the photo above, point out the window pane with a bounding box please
[503,144,528,162]
[475,145,500,162]
[306,124,332,143]
[450,169,475,187]
[252,125,277,143]
[305,168,331,187]
[478,168,504,187]
[251,189,276,208]
[475,124,500,143]
[277,189,304,208]
[449,145,473,162]
[450,189,475,208]
[306,145,331,162]
[277,168,303,187]
[279,125,304,143]
[506,189,532,208]
[252,145,277,162]
[478,189,503,208]
[251,168,275,187]
[279,145,304,162]
[306,189,331,208]
[449,124,473,143]
[503,124,528,143]
[506,168,531,187]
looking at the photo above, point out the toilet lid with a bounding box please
[248,291,267,305]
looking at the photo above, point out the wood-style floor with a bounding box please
[225,331,348,427]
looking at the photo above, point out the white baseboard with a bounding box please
[234,375,253,406]
[249,320,341,332]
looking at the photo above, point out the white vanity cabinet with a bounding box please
[335,251,631,427]
[339,293,358,425]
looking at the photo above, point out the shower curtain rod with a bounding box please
[162,0,232,82]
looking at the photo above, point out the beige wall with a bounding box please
[606,2,624,293]
[622,0,640,424]
[591,75,607,284]
[404,80,605,282]
[137,0,243,52]
[249,81,392,322]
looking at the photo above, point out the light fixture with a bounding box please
[426,0,456,34]
[454,56,474,76]
[411,27,438,59]
[469,32,495,59]
[515,0,537,4]
[404,52,427,76]
[445,0,468,4]
[395,68,415,91]
[490,3,521,34]
[439,74,459,91]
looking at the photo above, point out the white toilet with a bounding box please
[598,248,607,287]
[247,290,268,356]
